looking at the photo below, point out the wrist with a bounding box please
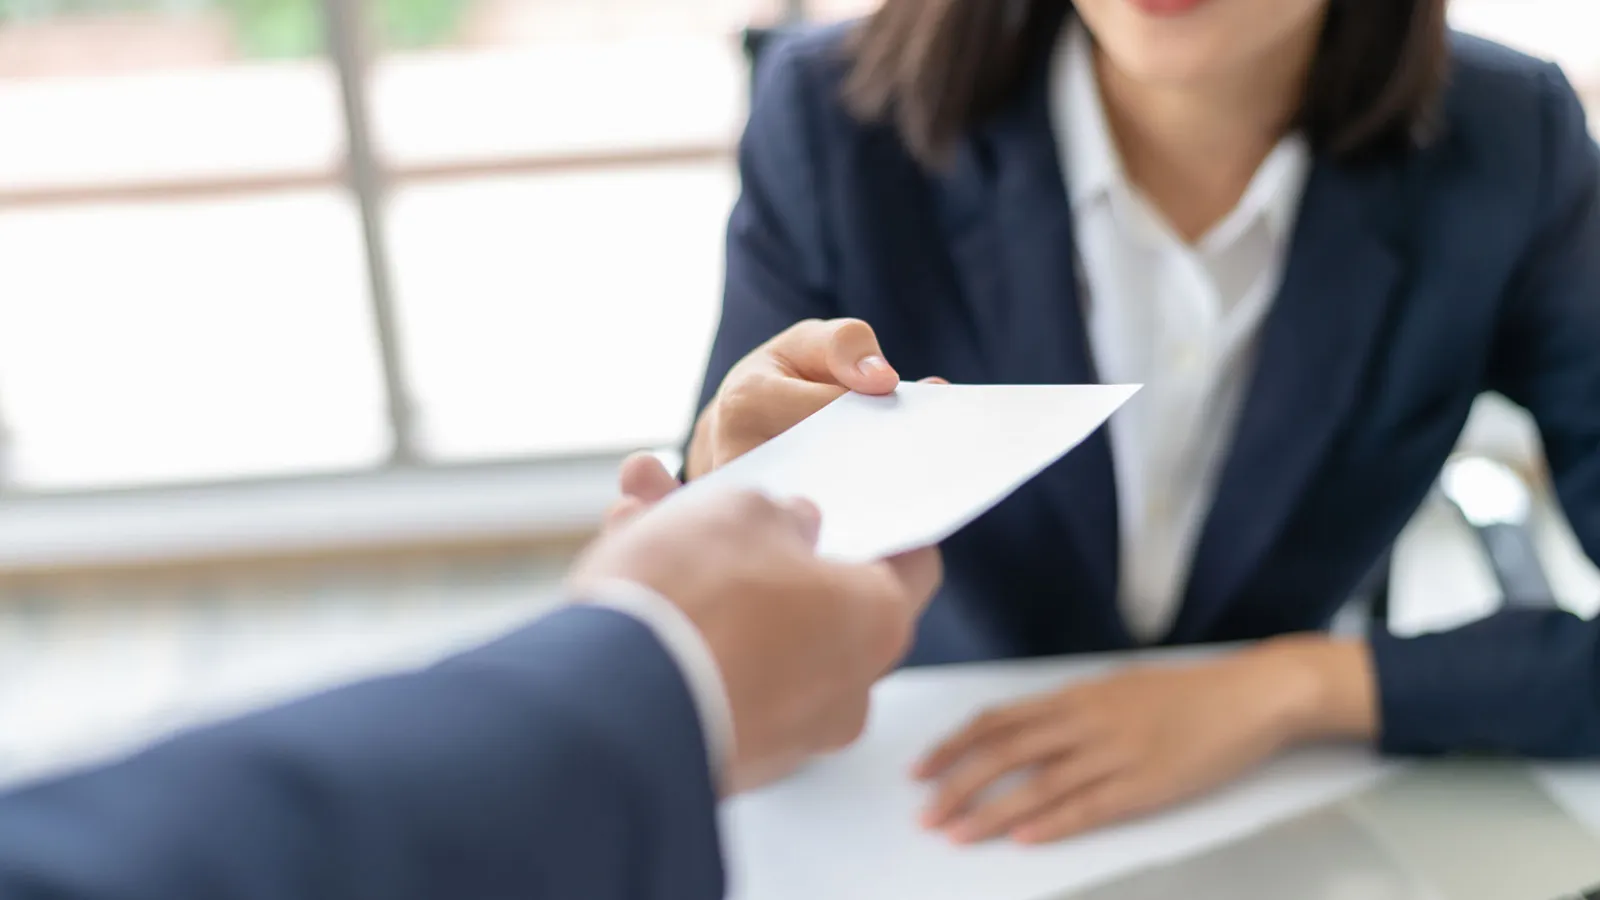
[1249,635,1379,744]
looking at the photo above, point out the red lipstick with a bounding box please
[1125,0,1208,16]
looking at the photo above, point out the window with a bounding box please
[1450,0,1600,105]
[0,0,389,490]
[368,0,749,460]
[0,0,793,493]
[0,0,1594,496]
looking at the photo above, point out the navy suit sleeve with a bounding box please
[1371,65,1600,757]
[0,606,725,900]
[695,37,839,417]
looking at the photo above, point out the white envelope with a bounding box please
[677,382,1139,562]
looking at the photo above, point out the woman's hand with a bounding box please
[915,638,1377,845]
[686,319,900,480]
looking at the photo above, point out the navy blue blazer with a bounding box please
[698,21,1600,757]
[0,607,723,900]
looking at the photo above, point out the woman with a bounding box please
[678,0,1600,845]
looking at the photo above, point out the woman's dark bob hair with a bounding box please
[843,0,1450,168]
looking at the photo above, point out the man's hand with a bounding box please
[604,453,682,529]
[571,480,943,794]
[914,638,1376,844]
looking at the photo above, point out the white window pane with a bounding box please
[0,1,341,194]
[0,192,391,489]
[389,163,735,460]
[807,0,880,20]
[1450,0,1600,90]
[371,38,744,169]
[0,2,383,491]
[0,64,342,195]
[371,0,754,461]
[368,0,753,169]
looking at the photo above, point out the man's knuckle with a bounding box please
[725,489,776,518]
[694,495,762,543]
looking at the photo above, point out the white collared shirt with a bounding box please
[586,579,735,777]
[1053,20,1312,642]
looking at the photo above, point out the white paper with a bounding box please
[724,653,1399,900]
[678,383,1139,562]
[1536,763,1600,836]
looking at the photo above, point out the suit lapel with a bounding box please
[1169,160,1408,642]
[935,46,1125,641]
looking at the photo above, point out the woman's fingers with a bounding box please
[824,319,899,394]
[914,693,1063,780]
[1010,776,1154,844]
[767,318,899,395]
[921,719,1089,828]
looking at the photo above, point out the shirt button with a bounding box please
[1148,495,1171,521]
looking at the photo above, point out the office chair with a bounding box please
[1368,455,1559,633]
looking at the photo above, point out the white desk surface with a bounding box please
[725,652,1600,900]
[0,408,1597,895]
[725,478,1600,900]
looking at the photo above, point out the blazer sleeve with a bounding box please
[1370,64,1600,757]
[695,35,840,417]
[0,606,725,900]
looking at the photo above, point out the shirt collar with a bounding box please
[1052,17,1312,245]
[1235,133,1311,245]
[1055,17,1122,212]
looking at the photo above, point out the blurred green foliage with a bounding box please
[0,0,473,57]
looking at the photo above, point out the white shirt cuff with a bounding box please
[583,578,736,779]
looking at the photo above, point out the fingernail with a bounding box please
[858,355,892,377]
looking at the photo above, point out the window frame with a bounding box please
[0,0,1594,508]
[0,0,814,500]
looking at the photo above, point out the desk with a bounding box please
[717,456,1600,900]
[0,412,1597,894]
[725,652,1600,900]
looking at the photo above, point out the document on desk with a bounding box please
[723,657,1399,900]
[675,382,1140,562]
